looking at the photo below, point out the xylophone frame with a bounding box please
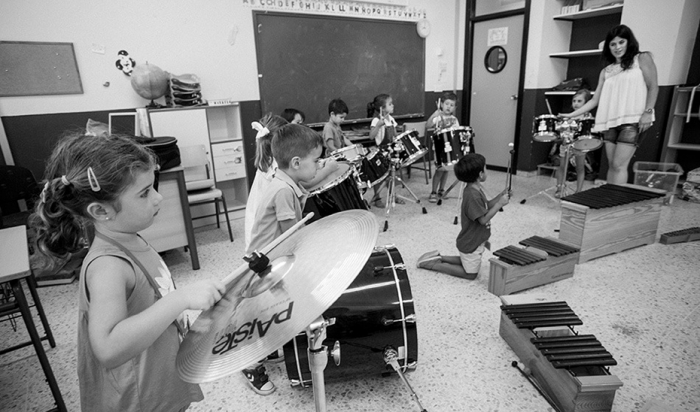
[499,295,623,412]
[488,237,579,297]
[559,184,665,264]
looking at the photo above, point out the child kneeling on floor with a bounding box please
[416,153,509,279]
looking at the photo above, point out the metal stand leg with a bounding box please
[306,317,334,412]
[520,145,574,205]
[383,161,426,232]
[384,347,427,412]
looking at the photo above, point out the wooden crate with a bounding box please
[559,185,665,263]
[488,237,579,296]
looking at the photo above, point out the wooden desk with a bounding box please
[139,167,200,270]
[0,226,66,412]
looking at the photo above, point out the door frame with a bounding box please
[462,0,531,172]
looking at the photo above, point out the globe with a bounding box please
[130,62,169,107]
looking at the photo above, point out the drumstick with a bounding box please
[545,98,553,115]
[221,212,315,285]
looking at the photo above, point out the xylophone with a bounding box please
[500,295,623,412]
[488,236,580,297]
[659,227,700,245]
[559,184,666,263]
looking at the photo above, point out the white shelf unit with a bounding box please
[553,4,623,21]
[660,86,700,164]
[544,90,596,96]
[148,104,248,222]
[549,49,601,58]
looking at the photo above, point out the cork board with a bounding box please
[0,41,83,97]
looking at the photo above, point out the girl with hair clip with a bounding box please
[366,93,399,206]
[30,132,226,411]
[562,24,658,184]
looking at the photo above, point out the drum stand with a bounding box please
[383,159,427,231]
[520,143,574,205]
[306,316,335,412]
[383,347,428,412]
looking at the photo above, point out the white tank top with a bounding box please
[594,54,654,132]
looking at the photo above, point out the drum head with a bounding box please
[533,132,559,143]
[572,136,603,153]
[308,162,351,195]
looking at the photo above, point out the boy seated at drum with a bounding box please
[550,89,592,195]
[243,123,324,395]
[417,153,510,279]
[323,98,353,153]
[426,91,460,203]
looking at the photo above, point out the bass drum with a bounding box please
[283,245,418,387]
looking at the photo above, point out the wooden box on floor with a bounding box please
[488,237,579,296]
[559,185,665,263]
[499,295,623,412]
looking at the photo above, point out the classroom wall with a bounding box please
[0,0,464,117]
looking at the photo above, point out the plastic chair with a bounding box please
[179,145,233,242]
[0,165,40,229]
[401,121,431,184]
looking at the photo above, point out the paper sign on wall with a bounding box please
[488,27,508,46]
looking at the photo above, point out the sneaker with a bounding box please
[395,197,406,205]
[416,250,440,268]
[265,349,284,364]
[373,198,385,208]
[437,189,445,198]
[428,192,438,203]
[242,364,276,395]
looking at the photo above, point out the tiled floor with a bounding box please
[2,169,699,412]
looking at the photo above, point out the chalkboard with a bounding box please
[254,13,425,125]
[0,41,83,97]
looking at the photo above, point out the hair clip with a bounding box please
[40,181,50,203]
[251,121,270,140]
[61,175,70,186]
[87,167,101,192]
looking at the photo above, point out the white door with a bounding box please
[470,15,523,168]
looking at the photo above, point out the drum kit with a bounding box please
[526,113,603,201]
[319,128,430,232]
[176,210,427,412]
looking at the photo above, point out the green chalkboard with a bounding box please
[254,13,425,125]
[0,41,83,97]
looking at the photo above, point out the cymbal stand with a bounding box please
[383,347,428,412]
[306,316,335,412]
[383,158,426,232]
[519,139,574,205]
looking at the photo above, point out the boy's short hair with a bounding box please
[440,91,458,103]
[328,98,348,115]
[573,88,592,102]
[272,124,323,169]
[454,153,486,183]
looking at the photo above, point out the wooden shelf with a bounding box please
[667,143,700,151]
[550,49,601,58]
[545,91,596,96]
[553,4,623,20]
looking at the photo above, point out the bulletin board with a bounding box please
[254,13,425,124]
[0,41,83,97]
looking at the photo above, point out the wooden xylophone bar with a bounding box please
[519,236,578,257]
[559,183,665,263]
[488,238,579,297]
[499,296,623,412]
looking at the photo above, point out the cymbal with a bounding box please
[177,210,379,383]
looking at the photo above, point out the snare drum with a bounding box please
[303,162,368,224]
[572,115,603,153]
[393,130,428,167]
[330,144,367,164]
[432,126,474,166]
[283,245,418,386]
[533,114,560,142]
[356,148,391,188]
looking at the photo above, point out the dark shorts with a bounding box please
[603,124,640,146]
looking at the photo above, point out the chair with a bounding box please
[179,145,233,242]
[400,121,431,184]
[0,165,40,229]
